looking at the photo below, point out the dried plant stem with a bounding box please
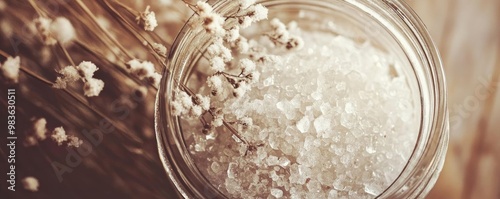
[0,49,9,58]
[75,0,134,60]
[222,120,248,144]
[100,0,161,60]
[181,0,197,12]
[74,40,148,87]
[110,0,172,45]
[18,65,143,144]
[57,42,76,66]
[27,0,47,17]
[19,67,53,86]
[462,63,500,199]
[178,82,250,146]
[60,3,125,64]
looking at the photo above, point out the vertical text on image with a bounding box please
[6,88,17,191]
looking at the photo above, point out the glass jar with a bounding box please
[155,0,448,198]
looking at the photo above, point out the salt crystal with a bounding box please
[319,103,332,115]
[211,162,222,174]
[227,162,238,179]
[313,115,331,134]
[345,102,355,114]
[340,154,351,165]
[340,113,354,129]
[263,76,275,86]
[257,149,267,160]
[366,146,376,154]
[271,188,283,198]
[328,190,338,198]
[270,170,280,181]
[336,82,346,91]
[278,156,291,167]
[311,91,322,100]
[296,116,310,133]
[306,180,321,192]
[266,155,279,166]
[364,184,381,196]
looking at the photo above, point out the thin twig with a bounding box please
[0,49,9,58]
[20,66,143,144]
[110,0,171,47]
[57,42,76,66]
[75,0,134,60]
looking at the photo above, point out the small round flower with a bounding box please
[190,105,203,117]
[126,59,155,79]
[34,16,56,45]
[210,56,225,72]
[152,43,168,56]
[67,136,83,148]
[212,116,224,127]
[234,37,250,53]
[250,71,260,83]
[196,1,213,15]
[139,6,158,31]
[207,75,223,90]
[239,0,256,9]
[0,56,20,83]
[51,127,68,145]
[250,4,268,22]
[286,35,304,50]
[24,136,38,147]
[83,78,104,97]
[225,26,240,42]
[149,72,162,87]
[196,94,211,111]
[201,12,226,37]
[77,61,99,80]
[178,91,190,106]
[56,66,79,85]
[239,58,256,73]
[207,41,233,62]
[49,17,76,44]
[233,81,251,98]
[33,118,48,140]
[238,16,253,28]
[22,176,39,192]
[171,100,187,116]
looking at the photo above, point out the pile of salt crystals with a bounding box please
[184,28,418,198]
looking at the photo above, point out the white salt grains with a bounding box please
[186,29,418,198]
[271,188,284,198]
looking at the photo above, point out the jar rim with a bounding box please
[155,0,448,198]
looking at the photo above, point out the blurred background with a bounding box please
[408,0,500,198]
[0,0,499,198]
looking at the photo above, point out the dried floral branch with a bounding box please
[75,0,134,60]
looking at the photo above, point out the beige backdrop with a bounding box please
[408,0,500,198]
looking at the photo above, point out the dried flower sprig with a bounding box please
[265,18,304,50]
[171,0,274,153]
[22,176,40,192]
[137,5,158,31]
[1,0,190,197]
[53,61,105,97]
[34,16,76,45]
[51,126,83,147]
[0,55,20,83]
